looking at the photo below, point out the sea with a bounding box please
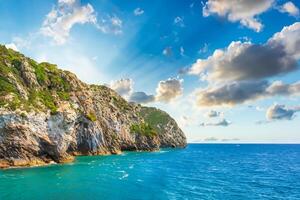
[0,144,299,200]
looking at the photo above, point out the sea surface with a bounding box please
[0,144,300,200]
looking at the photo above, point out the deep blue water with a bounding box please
[0,144,300,200]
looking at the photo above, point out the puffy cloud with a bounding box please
[190,23,300,107]
[110,79,133,98]
[196,81,269,107]
[189,40,298,83]
[111,78,183,104]
[41,0,122,44]
[266,104,300,121]
[156,78,183,102]
[128,92,155,104]
[188,22,300,82]
[134,8,144,16]
[202,0,274,32]
[278,1,299,17]
[268,22,300,59]
[196,80,300,107]
[200,119,231,127]
[58,0,75,5]
[204,110,221,118]
[5,43,19,51]
[266,81,300,96]
[41,0,97,44]
[174,16,185,27]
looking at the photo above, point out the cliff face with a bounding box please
[0,45,186,168]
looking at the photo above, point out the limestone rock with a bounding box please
[0,45,187,168]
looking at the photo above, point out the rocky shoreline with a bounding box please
[0,45,186,168]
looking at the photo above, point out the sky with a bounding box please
[0,0,300,143]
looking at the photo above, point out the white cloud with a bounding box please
[278,1,299,17]
[203,0,274,32]
[189,23,300,83]
[268,22,300,59]
[266,104,300,121]
[41,0,97,44]
[195,80,300,107]
[58,0,76,6]
[41,0,122,45]
[204,110,221,118]
[189,22,300,108]
[110,77,183,104]
[200,119,231,127]
[156,78,183,102]
[195,81,269,107]
[189,41,297,83]
[134,8,144,16]
[110,79,133,98]
[267,81,300,96]
[5,43,19,51]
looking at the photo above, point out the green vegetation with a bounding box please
[36,90,58,114]
[34,64,48,85]
[86,112,97,122]
[57,91,70,101]
[33,62,71,92]
[0,99,6,107]
[8,96,21,111]
[140,107,170,128]
[11,58,22,70]
[0,76,17,95]
[112,96,131,111]
[130,123,157,137]
[20,112,27,119]
[0,45,74,112]
[111,133,118,141]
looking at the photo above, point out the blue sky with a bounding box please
[1,0,300,143]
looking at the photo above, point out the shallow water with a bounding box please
[0,144,300,200]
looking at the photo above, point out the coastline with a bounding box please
[0,146,186,169]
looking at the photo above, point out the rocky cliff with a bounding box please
[0,45,186,168]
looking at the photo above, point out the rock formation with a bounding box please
[0,45,186,168]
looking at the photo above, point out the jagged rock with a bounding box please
[20,59,39,88]
[0,45,186,168]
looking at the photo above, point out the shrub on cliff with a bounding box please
[130,123,157,137]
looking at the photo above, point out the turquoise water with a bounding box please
[0,144,300,200]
